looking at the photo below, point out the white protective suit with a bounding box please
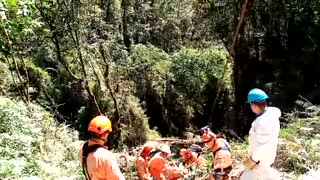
[240,107,281,180]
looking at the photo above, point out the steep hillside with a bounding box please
[1,96,320,179]
[0,97,82,179]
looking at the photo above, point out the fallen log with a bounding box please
[149,138,203,145]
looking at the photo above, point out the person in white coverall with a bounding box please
[240,88,281,180]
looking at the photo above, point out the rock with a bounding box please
[311,139,320,147]
[300,168,320,180]
[300,127,314,132]
[278,138,287,145]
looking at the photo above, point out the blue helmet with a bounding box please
[247,88,269,103]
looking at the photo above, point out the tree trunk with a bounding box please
[99,43,120,125]
[121,0,131,49]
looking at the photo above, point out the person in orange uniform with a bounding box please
[202,127,232,180]
[148,144,184,180]
[78,115,125,180]
[136,143,154,180]
[179,148,203,168]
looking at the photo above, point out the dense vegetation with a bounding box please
[0,97,82,179]
[0,96,319,179]
[1,0,320,149]
[2,1,320,179]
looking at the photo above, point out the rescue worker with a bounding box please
[136,143,154,180]
[240,88,281,180]
[179,148,203,168]
[148,144,184,180]
[78,115,125,180]
[202,127,232,180]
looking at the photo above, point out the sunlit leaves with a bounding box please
[1,0,41,53]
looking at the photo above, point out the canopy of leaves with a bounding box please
[1,0,320,147]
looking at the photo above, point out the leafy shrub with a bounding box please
[0,97,82,179]
[274,116,320,175]
[119,95,150,148]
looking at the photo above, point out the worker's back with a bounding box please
[148,152,166,180]
[248,106,281,167]
[78,142,125,180]
[208,138,232,168]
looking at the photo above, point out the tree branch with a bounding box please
[209,0,250,122]
[0,8,29,105]
[36,3,80,80]
[99,43,120,125]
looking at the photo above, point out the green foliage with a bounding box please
[277,138,320,175]
[0,97,82,179]
[24,59,52,93]
[2,0,320,178]
[171,45,231,107]
[1,0,237,140]
[120,44,172,96]
[119,95,150,147]
[229,137,248,161]
[280,120,306,140]
[1,0,41,47]
[274,115,320,175]
[148,128,162,139]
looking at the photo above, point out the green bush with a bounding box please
[171,45,232,105]
[0,97,82,179]
[119,95,150,148]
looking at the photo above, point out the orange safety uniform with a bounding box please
[202,132,232,180]
[79,116,125,180]
[148,152,183,180]
[78,141,125,180]
[136,144,154,180]
[207,138,232,170]
[136,156,150,180]
[180,149,202,168]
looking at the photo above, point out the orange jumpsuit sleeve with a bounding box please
[190,152,201,167]
[182,155,189,166]
[136,157,149,180]
[165,164,183,180]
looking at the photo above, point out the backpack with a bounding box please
[81,142,106,180]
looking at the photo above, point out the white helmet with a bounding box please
[160,144,171,154]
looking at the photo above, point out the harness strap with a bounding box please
[213,139,232,156]
[82,142,105,180]
[213,147,230,155]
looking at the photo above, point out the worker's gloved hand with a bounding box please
[243,157,259,170]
